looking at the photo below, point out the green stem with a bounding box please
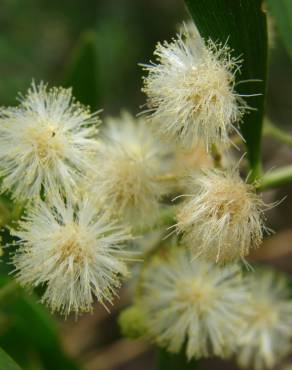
[257,165,292,191]
[263,119,292,148]
[249,160,263,184]
[210,144,223,169]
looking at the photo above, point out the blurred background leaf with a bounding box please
[184,0,268,179]
[0,347,22,370]
[267,0,292,60]
[0,277,81,370]
[62,31,100,110]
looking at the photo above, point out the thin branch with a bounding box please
[257,165,292,191]
[263,119,292,148]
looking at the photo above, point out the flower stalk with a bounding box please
[257,165,292,191]
[264,119,292,148]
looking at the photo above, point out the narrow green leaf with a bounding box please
[185,0,268,179]
[63,30,100,110]
[0,347,22,370]
[267,0,292,59]
[156,348,198,370]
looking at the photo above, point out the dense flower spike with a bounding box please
[237,270,292,370]
[176,168,265,263]
[0,82,100,202]
[12,196,132,315]
[89,111,168,226]
[139,249,248,359]
[141,26,247,148]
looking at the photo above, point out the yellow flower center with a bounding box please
[55,224,89,266]
[211,180,249,222]
[179,279,216,313]
[27,122,65,163]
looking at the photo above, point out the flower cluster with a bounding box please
[86,111,170,226]
[131,19,289,370]
[141,22,267,264]
[138,249,292,368]
[12,196,131,315]
[175,167,266,263]
[1,83,157,315]
[0,82,100,202]
[237,270,292,370]
[141,25,247,149]
[139,249,248,359]
[0,83,173,315]
[0,14,289,370]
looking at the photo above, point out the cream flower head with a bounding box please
[88,111,169,227]
[139,249,249,359]
[0,82,100,202]
[141,26,247,148]
[176,167,265,263]
[12,195,132,316]
[237,270,292,370]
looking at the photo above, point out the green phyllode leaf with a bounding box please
[267,0,292,60]
[185,0,268,179]
[0,347,22,370]
[63,30,100,110]
[0,277,81,370]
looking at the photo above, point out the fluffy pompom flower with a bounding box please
[139,249,248,359]
[88,111,169,226]
[12,196,132,316]
[237,270,292,370]
[176,168,265,263]
[141,26,247,148]
[0,81,100,202]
